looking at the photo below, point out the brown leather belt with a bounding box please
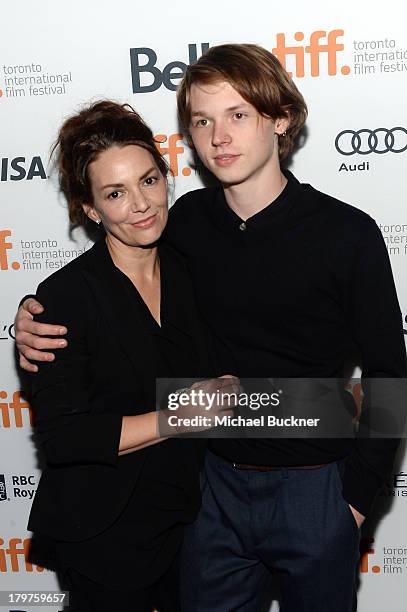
[232,462,328,472]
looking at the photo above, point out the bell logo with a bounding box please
[0,156,47,181]
[154,133,191,177]
[0,390,33,428]
[0,230,20,270]
[0,538,44,573]
[272,30,350,77]
[130,43,209,93]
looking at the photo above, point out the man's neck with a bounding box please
[223,167,288,222]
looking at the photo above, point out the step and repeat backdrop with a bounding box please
[1,1,407,610]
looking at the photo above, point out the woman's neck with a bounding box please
[106,234,159,281]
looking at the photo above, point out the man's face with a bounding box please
[188,81,285,188]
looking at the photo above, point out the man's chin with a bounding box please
[219,177,247,189]
[210,169,247,188]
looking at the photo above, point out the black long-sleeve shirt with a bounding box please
[164,170,407,516]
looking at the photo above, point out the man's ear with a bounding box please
[82,204,100,224]
[186,133,195,149]
[275,115,291,136]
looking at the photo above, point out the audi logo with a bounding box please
[335,128,407,155]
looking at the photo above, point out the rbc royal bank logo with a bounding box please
[0,475,37,501]
[130,30,349,93]
[0,475,7,502]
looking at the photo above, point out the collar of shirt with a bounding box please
[208,170,303,243]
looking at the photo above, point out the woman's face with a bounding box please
[84,145,168,248]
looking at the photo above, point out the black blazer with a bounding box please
[27,238,214,543]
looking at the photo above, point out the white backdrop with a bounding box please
[1,1,407,610]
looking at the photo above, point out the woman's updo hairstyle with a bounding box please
[53,100,169,226]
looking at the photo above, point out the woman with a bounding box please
[25,100,236,612]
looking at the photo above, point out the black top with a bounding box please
[164,170,407,516]
[27,238,214,588]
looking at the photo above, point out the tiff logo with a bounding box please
[154,133,191,177]
[0,538,44,573]
[0,391,33,428]
[272,30,350,77]
[360,537,381,573]
[0,230,20,271]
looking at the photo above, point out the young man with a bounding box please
[16,44,406,611]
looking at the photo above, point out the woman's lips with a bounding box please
[132,214,157,229]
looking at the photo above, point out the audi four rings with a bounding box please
[335,127,407,155]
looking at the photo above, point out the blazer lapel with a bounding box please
[80,239,156,381]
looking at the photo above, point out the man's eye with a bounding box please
[195,119,208,127]
[108,191,121,200]
[144,176,158,186]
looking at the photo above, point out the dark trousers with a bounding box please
[180,451,360,612]
[62,554,180,612]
